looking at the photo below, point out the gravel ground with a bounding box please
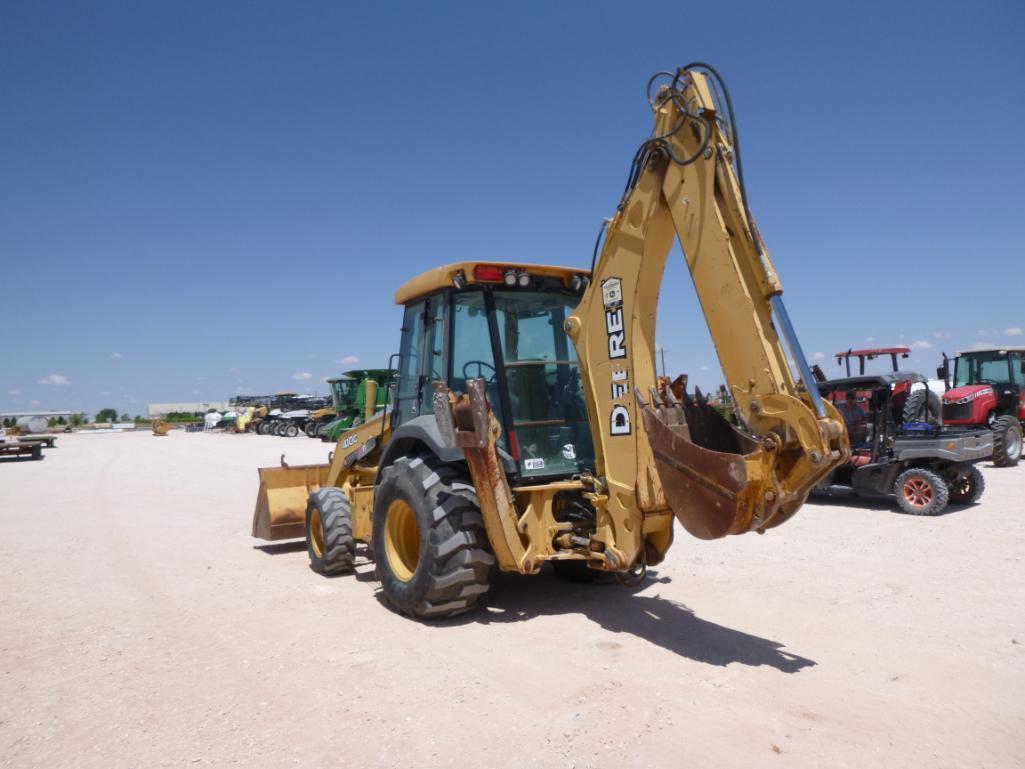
[1,431,1023,769]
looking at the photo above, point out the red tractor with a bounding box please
[835,346,940,424]
[938,346,1024,467]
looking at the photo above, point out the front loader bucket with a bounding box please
[639,387,781,540]
[252,461,330,541]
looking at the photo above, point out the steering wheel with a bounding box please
[462,360,497,382]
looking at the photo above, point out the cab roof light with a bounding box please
[504,269,518,286]
[452,270,467,290]
[517,271,531,287]
[473,265,505,282]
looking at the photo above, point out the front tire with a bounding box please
[948,466,985,504]
[304,422,320,438]
[894,468,949,516]
[306,488,355,575]
[372,455,493,619]
[283,422,299,438]
[992,416,1022,467]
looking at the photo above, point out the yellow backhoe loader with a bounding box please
[252,63,848,619]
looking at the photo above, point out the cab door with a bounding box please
[392,295,446,429]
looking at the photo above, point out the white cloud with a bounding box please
[1005,327,1022,337]
[865,336,875,342]
[38,374,71,386]
[977,328,998,337]
[333,355,360,365]
[933,331,951,339]
[109,352,123,360]
[29,399,40,406]
[813,352,825,360]
[910,340,932,350]
[700,365,710,371]
[973,341,994,349]
[191,389,201,396]
[7,389,20,395]
[291,372,312,381]
[234,386,254,395]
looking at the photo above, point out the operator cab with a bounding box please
[391,262,594,482]
[820,373,928,474]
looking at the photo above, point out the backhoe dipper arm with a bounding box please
[565,65,848,564]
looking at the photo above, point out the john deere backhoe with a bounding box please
[252,63,849,619]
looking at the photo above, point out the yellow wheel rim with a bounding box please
[384,499,420,582]
[310,508,324,558]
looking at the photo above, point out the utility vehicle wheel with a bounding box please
[992,416,1022,467]
[306,487,355,575]
[949,466,985,504]
[274,422,287,436]
[894,468,949,516]
[283,422,299,438]
[304,422,319,438]
[372,455,493,619]
[902,388,941,425]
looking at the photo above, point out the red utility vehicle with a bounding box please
[835,346,939,424]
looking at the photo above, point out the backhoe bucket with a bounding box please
[638,387,780,540]
[251,461,330,541]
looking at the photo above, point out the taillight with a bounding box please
[473,265,505,282]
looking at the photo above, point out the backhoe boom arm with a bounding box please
[566,65,847,564]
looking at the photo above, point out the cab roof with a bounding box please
[818,372,927,391]
[956,346,1025,355]
[394,261,590,305]
[834,346,911,358]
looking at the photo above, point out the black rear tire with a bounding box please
[306,488,355,575]
[283,422,299,438]
[304,422,319,438]
[948,466,985,504]
[894,467,949,516]
[902,388,941,425]
[372,454,493,619]
[992,416,1022,467]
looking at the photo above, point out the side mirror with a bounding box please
[937,353,951,391]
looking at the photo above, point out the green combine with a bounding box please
[319,369,394,441]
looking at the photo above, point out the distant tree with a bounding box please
[3,417,13,428]
[95,408,118,422]
[47,418,58,427]
[57,416,66,425]
[69,413,87,427]
[119,412,130,421]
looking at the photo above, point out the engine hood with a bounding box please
[942,384,995,404]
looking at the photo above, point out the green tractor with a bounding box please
[317,370,394,441]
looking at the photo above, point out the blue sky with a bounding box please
[2,1,1023,416]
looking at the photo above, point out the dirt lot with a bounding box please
[1,431,1023,768]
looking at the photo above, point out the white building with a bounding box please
[147,401,229,417]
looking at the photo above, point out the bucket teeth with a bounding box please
[694,386,707,407]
